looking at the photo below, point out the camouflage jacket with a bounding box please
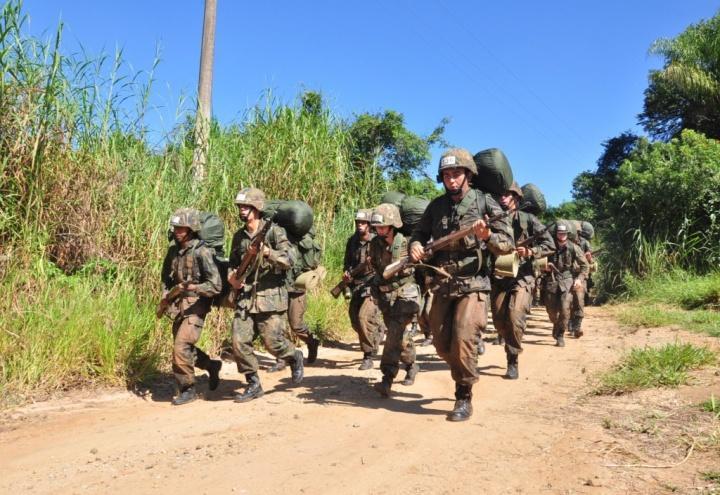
[494,211,555,289]
[229,220,294,314]
[369,232,420,314]
[545,240,589,293]
[343,231,375,292]
[160,238,222,317]
[410,188,514,293]
[578,237,592,254]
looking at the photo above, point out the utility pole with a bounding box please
[191,0,217,186]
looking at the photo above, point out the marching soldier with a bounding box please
[570,226,593,337]
[543,224,590,347]
[409,148,514,421]
[343,209,384,370]
[228,187,304,402]
[160,208,223,406]
[490,183,554,379]
[369,204,420,397]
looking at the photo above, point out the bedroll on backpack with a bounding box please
[471,148,514,195]
[262,200,314,238]
[398,196,430,236]
[521,183,547,215]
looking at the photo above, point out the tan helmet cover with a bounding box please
[234,187,265,212]
[370,203,403,229]
[169,208,201,232]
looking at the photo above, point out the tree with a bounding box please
[639,11,720,140]
[347,110,449,180]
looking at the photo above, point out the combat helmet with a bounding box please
[234,187,265,212]
[371,203,403,229]
[169,208,201,233]
[436,148,477,183]
[507,181,523,199]
[355,209,372,223]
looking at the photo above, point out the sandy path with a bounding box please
[1,306,717,495]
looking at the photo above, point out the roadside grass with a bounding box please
[699,395,720,419]
[615,270,720,337]
[595,342,716,395]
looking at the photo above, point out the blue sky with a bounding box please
[24,0,720,206]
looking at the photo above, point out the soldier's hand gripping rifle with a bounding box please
[516,222,556,249]
[229,220,274,290]
[329,261,372,298]
[382,205,522,280]
[156,282,188,319]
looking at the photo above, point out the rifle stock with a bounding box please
[330,261,371,298]
[156,283,186,319]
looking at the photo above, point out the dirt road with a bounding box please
[1,306,718,495]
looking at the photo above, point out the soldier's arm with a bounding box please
[228,231,243,270]
[343,236,354,272]
[530,216,555,259]
[160,246,175,292]
[574,244,590,281]
[265,226,293,270]
[195,247,222,297]
[484,194,514,256]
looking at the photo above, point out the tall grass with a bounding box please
[0,2,385,401]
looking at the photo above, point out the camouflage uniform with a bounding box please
[229,220,298,373]
[343,228,384,360]
[490,210,554,363]
[161,211,222,403]
[410,189,514,387]
[286,230,321,362]
[571,236,592,336]
[370,204,420,394]
[544,239,590,345]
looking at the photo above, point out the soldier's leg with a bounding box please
[571,282,586,338]
[172,316,202,389]
[259,312,304,384]
[428,292,456,365]
[491,283,510,346]
[288,292,319,363]
[231,309,259,375]
[355,295,380,369]
[374,310,414,396]
[555,290,573,347]
[418,292,433,345]
[504,286,531,379]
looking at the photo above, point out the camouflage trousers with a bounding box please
[429,290,488,387]
[172,314,212,389]
[231,309,297,374]
[571,281,586,320]
[491,283,532,356]
[348,291,383,354]
[545,289,573,338]
[378,307,416,379]
[417,291,433,339]
[288,291,314,344]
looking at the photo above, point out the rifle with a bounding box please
[517,222,556,249]
[156,283,188,319]
[230,219,274,289]
[329,261,372,299]
[382,205,520,280]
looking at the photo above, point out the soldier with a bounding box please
[160,208,223,406]
[490,183,554,379]
[570,227,593,338]
[369,204,421,397]
[543,224,590,347]
[228,187,304,402]
[409,148,514,422]
[343,209,384,370]
[268,228,322,372]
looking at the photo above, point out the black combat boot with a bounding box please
[504,353,519,380]
[234,373,264,402]
[207,359,222,391]
[401,363,419,386]
[447,384,473,422]
[290,349,304,384]
[556,334,565,347]
[574,318,584,338]
[568,318,577,338]
[267,358,287,373]
[358,352,373,370]
[307,334,320,364]
[374,375,393,398]
[172,385,198,406]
